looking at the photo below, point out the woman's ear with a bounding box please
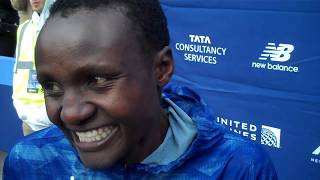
[153,46,175,87]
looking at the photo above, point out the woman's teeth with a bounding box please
[75,126,116,143]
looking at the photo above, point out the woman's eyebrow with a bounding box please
[73,63,121,76]
[36,72,54,83]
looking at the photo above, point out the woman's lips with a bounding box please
[72,125,119,152]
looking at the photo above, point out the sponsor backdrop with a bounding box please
[0,56,23,152]
[161,0,320,179]
[0,0,319,179]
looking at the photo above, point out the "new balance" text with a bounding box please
[252,62,299,72]
[251,42,299,73]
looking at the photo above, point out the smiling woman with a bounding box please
[3,0,278,179]
[35,8,169,168]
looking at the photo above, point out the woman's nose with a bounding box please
[60,90,96,125]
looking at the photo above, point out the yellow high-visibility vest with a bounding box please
[12,14,52,131]
[12,10,53,132]
[12,19,44,107]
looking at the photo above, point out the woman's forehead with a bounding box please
[40,8,134,49]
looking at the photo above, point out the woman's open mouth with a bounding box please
[72,125,119,151]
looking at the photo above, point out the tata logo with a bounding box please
[259,43,294,62]
[312,146,320,156]
[189,35,211,44]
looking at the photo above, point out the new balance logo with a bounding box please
[259,43,294,62]
[312,146,320,156]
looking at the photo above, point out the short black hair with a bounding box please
[49,0,170,52]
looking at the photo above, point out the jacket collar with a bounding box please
[131,84,225,173]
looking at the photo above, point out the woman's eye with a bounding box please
[88,76,110,87]
[42,82,63,96]
[93,76,107,84]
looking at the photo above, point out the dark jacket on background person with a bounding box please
[0,0,18,57]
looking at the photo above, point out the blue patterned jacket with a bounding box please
[4,85,278,179]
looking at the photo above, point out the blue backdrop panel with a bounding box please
[0,1,320,179]
[0,56,14,86]
[0,56,23,152]
[161,0,320,179]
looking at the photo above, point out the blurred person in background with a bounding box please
[10,0,33,24]
[12,0,55,136]
[0,0,18,57]
[0,150,6,178]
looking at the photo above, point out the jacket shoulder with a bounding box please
[207,131,278,179]
[3,126,75,178]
